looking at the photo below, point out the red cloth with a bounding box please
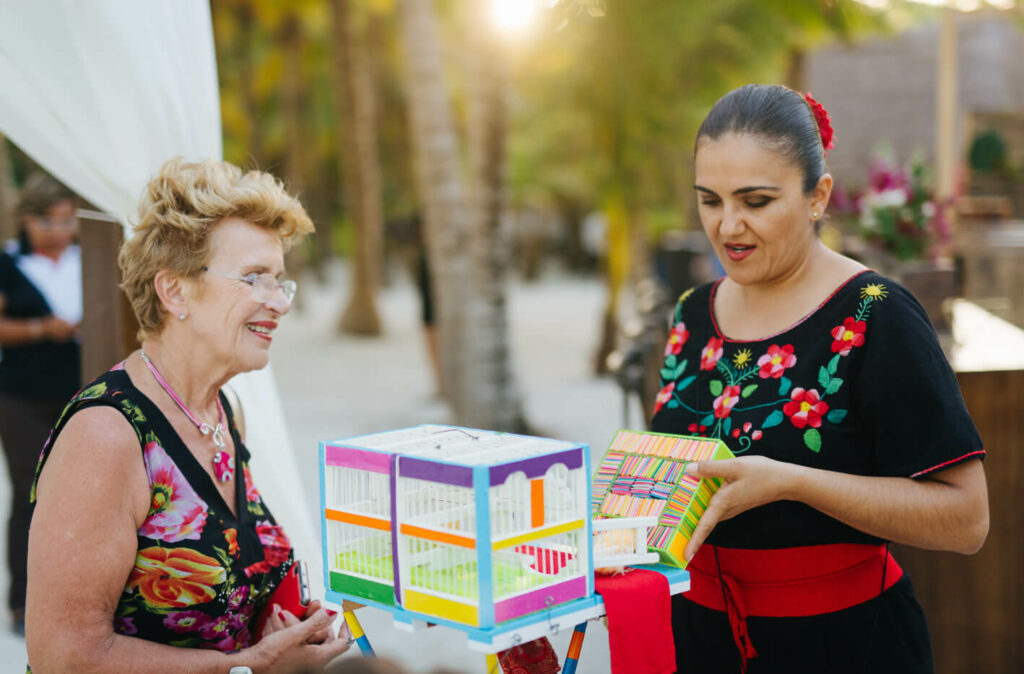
[686,543,903,672]
[498,637,561,674]
[595,568,675,674]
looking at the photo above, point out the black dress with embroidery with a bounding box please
[650,271,983,673]
[28,365,293,659]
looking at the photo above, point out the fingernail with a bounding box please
[684,463,697,475]
[325,609,337,617]
[277,611,286,621]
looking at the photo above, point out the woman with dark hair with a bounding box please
[651,84,988,673]
[0,172,81,635]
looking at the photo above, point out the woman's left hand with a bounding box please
[264,599,342,646]
[682,456,799,562]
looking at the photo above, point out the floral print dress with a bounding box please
[29,365,293,653]
[652,271,985,672]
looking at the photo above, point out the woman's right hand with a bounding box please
[250,607,352,672]
[40,316,78,341]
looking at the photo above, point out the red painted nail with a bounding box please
[325,609,337,617]
[278,611,286,621]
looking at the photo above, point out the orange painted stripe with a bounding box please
[399,523,476,549]
[325,509,390,532]
[567,628,586,658]
[530,478,545,528]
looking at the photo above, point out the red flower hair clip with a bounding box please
[803,92,835,156]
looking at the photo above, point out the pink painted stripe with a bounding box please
[325,445,391,472]
[493,576,587,624]
[910,449,985,478]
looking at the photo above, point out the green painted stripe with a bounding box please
[329,571,395,606]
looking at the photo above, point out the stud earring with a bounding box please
[178,313,187,321]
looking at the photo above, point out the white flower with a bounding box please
[866,188,908,209]
[921,201,936,218]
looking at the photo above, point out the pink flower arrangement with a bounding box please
[139,442,208,543]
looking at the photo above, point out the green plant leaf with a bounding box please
[825,378,844,395]
[678,375,696,391]
[741,384,758,398]
[826,409,848,424]
[804,428,822,453]
[818,366,831,389]
[709,379,723,396]
[827,354,840,375]
[779,376,792,396]
[762,409,784,429]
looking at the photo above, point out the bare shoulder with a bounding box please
[36,405,149,523]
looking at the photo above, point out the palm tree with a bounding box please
[396,0,526,431]
[335,0,384,335]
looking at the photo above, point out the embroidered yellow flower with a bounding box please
[732,349,753,370]
[860,283,888,301]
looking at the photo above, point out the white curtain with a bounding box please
[0,0,320,592]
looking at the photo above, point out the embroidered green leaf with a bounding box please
[709,379,723,396]
[667,399,680,409]
[700,413,715,427]
[762,410,784,429]
[804,428,822,453]
[818,366,831,389]
[723,417,733,436]
[825,378,844,395]
[827,409,848,424]
[779,376,792,396]
[741,384,758,398]
[678,375,697,391]
[660,367,675,381]
[827,354,840,376]
[665,354,677,369]
[673,359,688,378]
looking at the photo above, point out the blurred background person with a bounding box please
[0,172,80,635]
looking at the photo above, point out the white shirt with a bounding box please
[15,244,83,324]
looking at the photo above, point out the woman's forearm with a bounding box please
[29,631,266,674]
[787,459,988,554]
[0,315,47,346]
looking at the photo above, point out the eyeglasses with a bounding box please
[202,267,297,303]
[34,216,78,230]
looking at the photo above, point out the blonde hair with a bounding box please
[119,158,314,338]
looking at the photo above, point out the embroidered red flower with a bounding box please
[665,322,690,356]
[804,92,835,155]
[830,317,867,356]
[713,385,742,419]
[700,337,724,371]
[783,388,829,429]
[654,382,676,414]
[756,344,797,379]
[256,521,291,568]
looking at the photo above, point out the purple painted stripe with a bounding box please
[489,448,584,486]
[493,576,588,623]
[398,456,473,487]
[325,445,391,473]
[389,455,402,605]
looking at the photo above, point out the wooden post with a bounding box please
[935,6,958,239]
[78,211,138,382]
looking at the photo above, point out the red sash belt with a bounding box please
[686,543,902,670]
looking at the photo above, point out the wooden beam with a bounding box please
[79,213,138,382]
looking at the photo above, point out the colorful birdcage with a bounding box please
[320,425,594,630]
[592,430,735,567]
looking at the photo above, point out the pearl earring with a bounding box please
[178,313,187,321]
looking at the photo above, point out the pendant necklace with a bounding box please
[140,349,234,483]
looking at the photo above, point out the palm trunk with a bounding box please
[0,134,16,244]
[334,0,383,335]
[397,0,526,431]
[280,11,309,308]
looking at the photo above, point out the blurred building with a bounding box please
[806,10,1024,200]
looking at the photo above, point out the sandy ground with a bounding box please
[0,260,636,673]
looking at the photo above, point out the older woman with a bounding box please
[26,159,351,672]
[0,172,81,635]
[652,85,988,673]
